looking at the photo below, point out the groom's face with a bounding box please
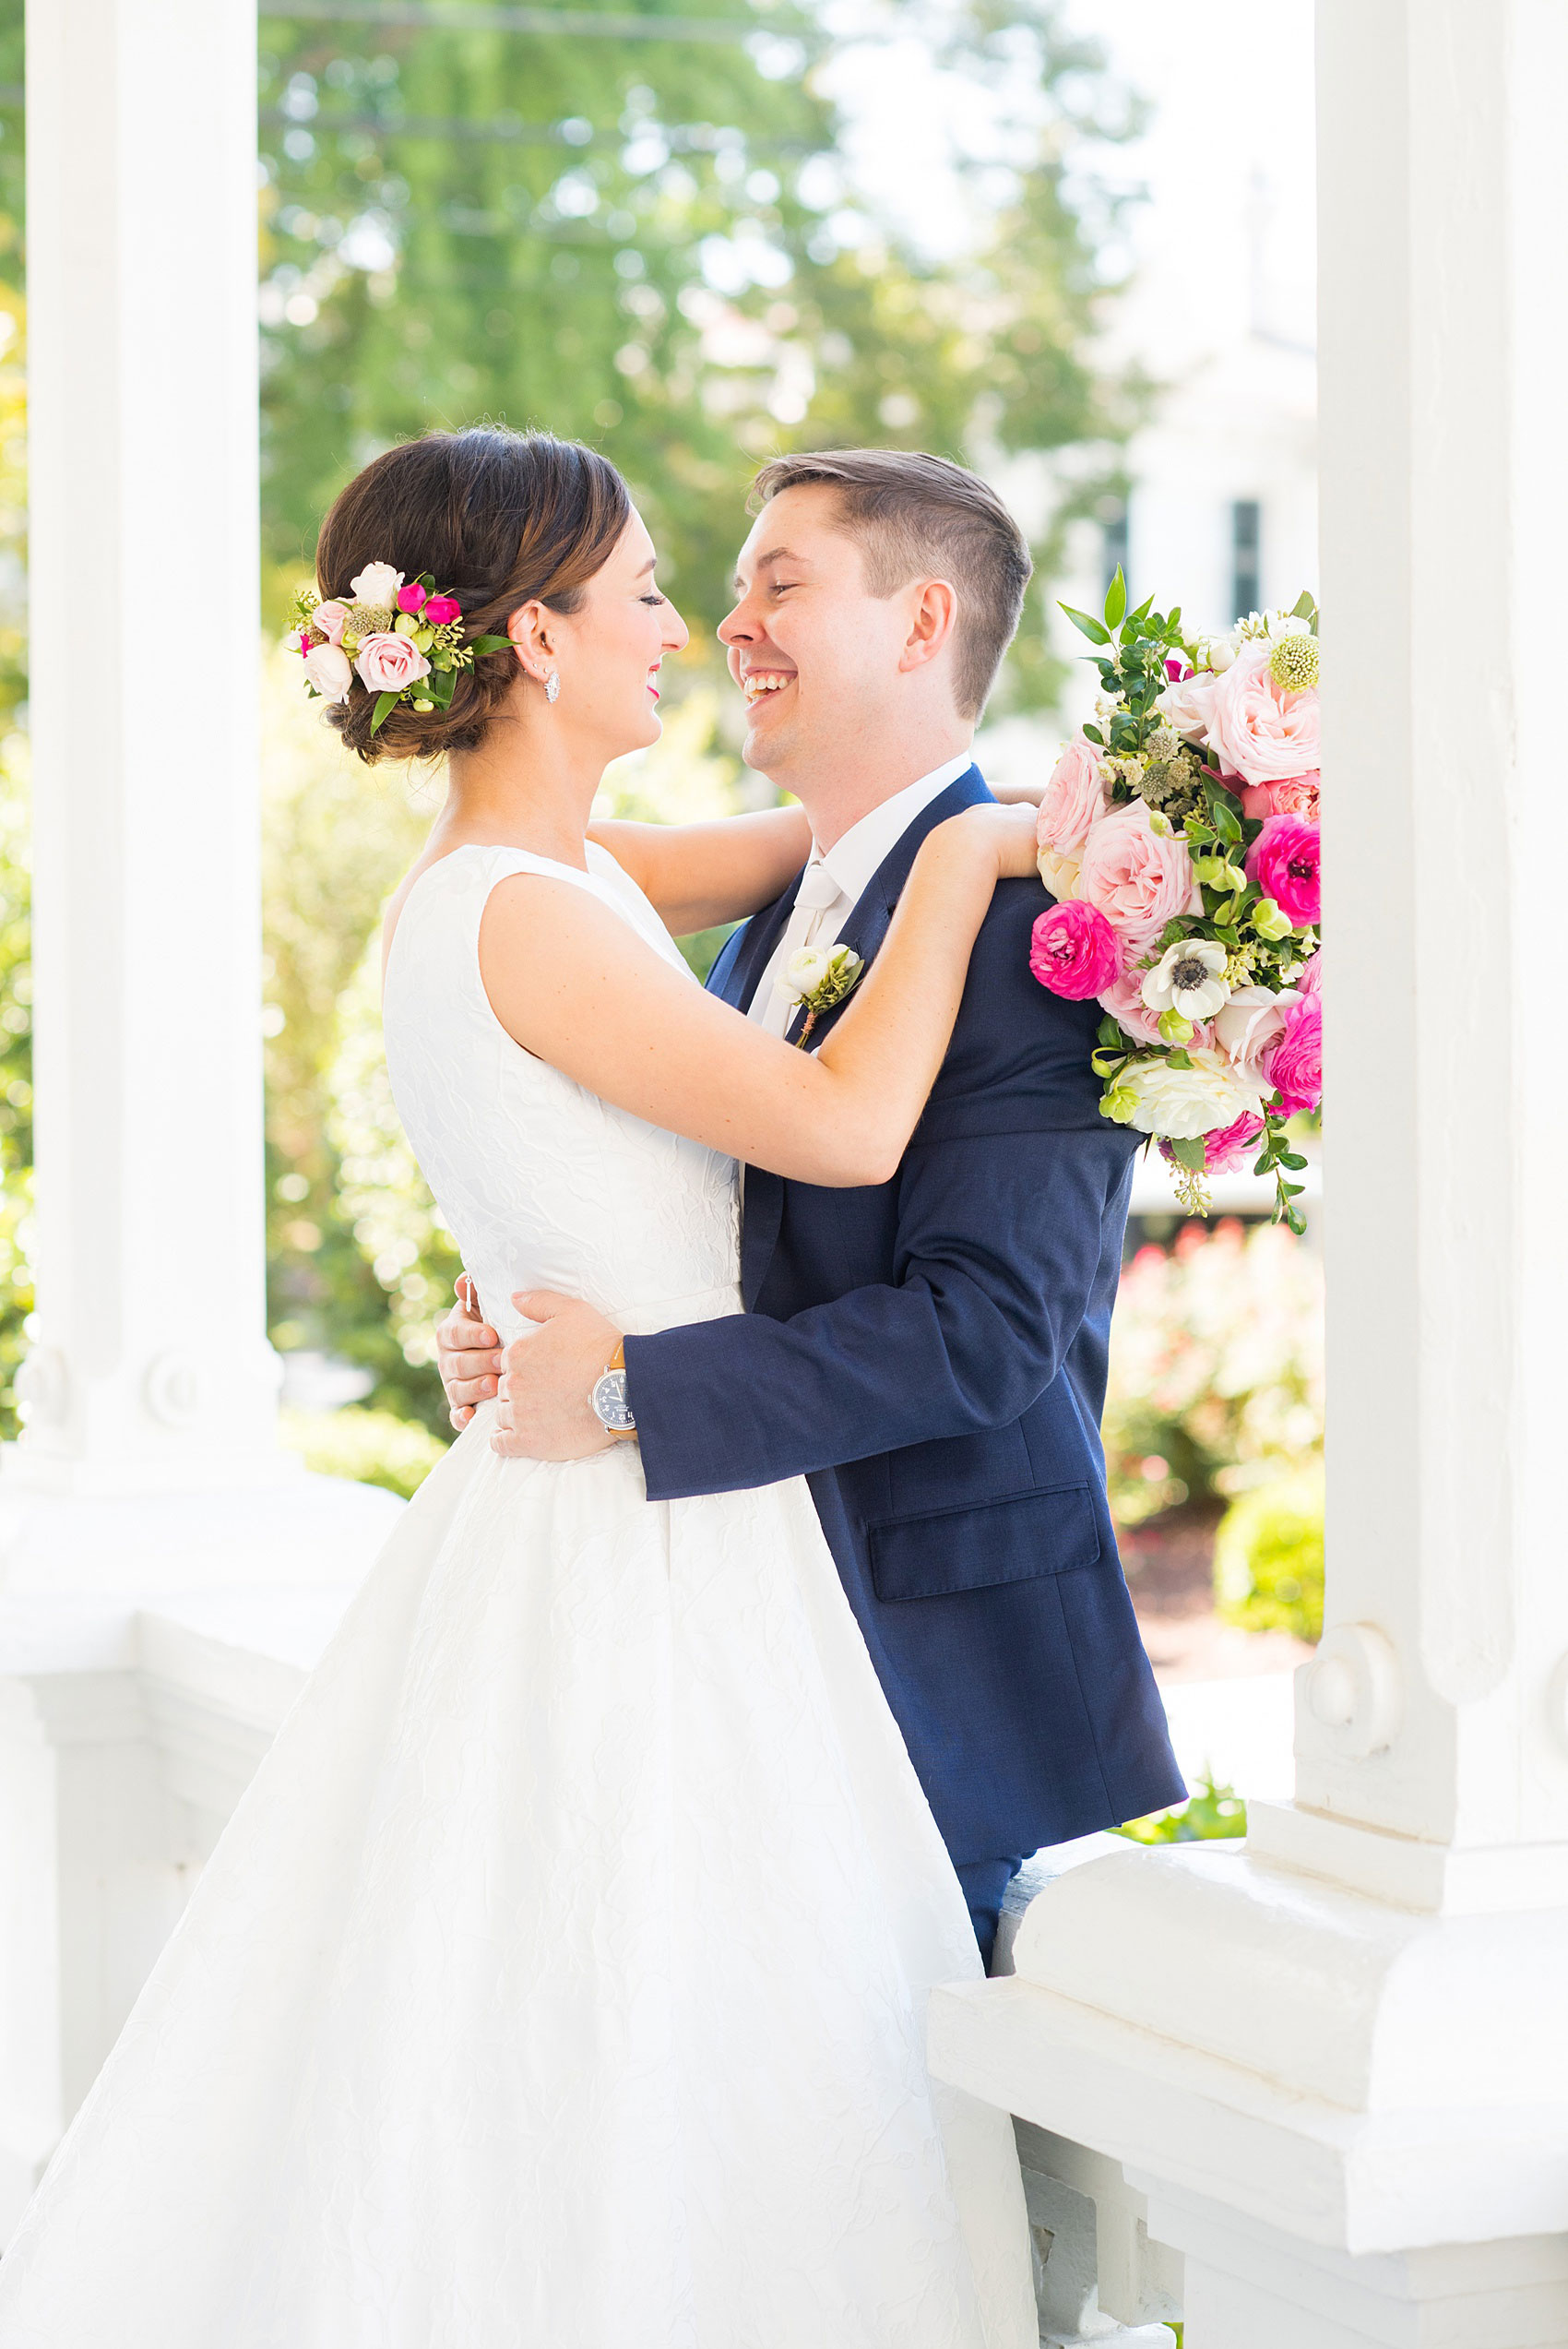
[718,486,921,786]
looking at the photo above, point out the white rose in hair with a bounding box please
[303,640,352,704]
[350,561,404,607]
[354,631,431,695]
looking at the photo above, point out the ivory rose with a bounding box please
[1075,801,1201,949]
[353,631,432,695]
[1206,639,1320,787]
[1155,668,1218,741]
[350,561,404,607]
[1246,813,1321,927]
[311,600,349,646]
[1037,735,1110,853]
[1265,996,1323,1115]
[1213,984,1301,1079]
[1028,901,1122,1000]
[1036,842,1082,901]
[302,640,352,703]
[1117,1047,1266,1140]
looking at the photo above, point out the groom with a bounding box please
[437,447,1184,1965]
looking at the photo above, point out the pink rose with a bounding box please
[311,600,349,646]
[1241,770,1320,823]
[1296,949,1322,999]
[1212,984,1300,1079]
[1029,900,1122,1000]
[1099,967,1177,1048]
[1246,813,1321,927]
[1206,640,1320,786]
[424,594,461,626]
[1159,1112,1265,1179]
[1155,668,1218,741]
[1075,801,1201,950]
[1264,996,1322,1115]
[397,581,428,614]
[1037,734,1110,853]
[302,640,352,703]
[353,631,432,695]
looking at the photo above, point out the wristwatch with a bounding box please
[590,1339,637,1440]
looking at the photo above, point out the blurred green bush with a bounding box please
[1114,1772,1247,1847]
[279,1404,447,1502]
[1213,1468,1325,1642]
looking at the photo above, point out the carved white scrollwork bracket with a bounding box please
[1305,1622,1404,1759]
[143,1351,205,1429]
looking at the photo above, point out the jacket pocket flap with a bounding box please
[868,1484,1100,1604]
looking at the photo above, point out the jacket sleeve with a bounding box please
[626,881,1142,1501]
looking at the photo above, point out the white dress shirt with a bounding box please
[750,751,977,1035]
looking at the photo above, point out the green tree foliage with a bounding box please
[257,0,1137,704]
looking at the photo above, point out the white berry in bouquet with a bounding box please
[1028,568,1322,1230]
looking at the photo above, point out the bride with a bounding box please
[0,427,1039,2346]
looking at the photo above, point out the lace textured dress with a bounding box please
[0,842,1037,2349]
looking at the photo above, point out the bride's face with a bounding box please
[553,510,688,757]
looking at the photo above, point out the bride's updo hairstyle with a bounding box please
[314,425,631,765]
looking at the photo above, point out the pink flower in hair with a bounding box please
[1028,900,1122,1000]
[353,631,432,695]
[424,594,461,626]
[311,600,349,645]
[397,581,428,614]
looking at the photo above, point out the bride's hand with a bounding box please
[931,799,1041,883]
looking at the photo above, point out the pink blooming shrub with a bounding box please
[1029,900,1123,1000]
[1264,996,1322,1115]
[1246,814,1321,927]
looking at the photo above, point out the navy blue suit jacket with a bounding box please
[624,769,1184,1861]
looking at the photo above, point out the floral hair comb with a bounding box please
[288,561,511,734]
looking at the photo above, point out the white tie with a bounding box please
[760,859,846,1037]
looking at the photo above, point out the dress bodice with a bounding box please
[382,842,742,1339]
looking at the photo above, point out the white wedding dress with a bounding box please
[0,843,1036,2348]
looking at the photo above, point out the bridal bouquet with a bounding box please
[1028,572,1321,1231]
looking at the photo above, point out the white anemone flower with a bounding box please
[1139,937,1231,1022]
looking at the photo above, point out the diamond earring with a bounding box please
[545,669,561,704]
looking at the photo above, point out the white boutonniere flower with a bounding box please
[783,941,864,1047]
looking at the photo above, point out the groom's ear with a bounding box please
[897,578,959,675]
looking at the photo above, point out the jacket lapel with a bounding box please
[742,767,992,1307]
[706,876,801,1014]
[782,765,993,1050]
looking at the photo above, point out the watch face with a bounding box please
[591,1367,636,1434]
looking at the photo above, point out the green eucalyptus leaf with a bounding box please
[1061,602,1112,646]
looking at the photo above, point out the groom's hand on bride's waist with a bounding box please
[436,1280,624,1459]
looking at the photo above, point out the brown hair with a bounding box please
[749,447,1032,720]
[314,426,631,764]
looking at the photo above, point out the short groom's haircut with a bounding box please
[749,447,1033,720]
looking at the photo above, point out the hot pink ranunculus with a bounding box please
[311,599,349,646]
[1264,995,1323,1115]
[353,631,432,695]
[1296,949,1322,999]
[1029,900,1123,1000]
[397,581,428,614]
[1246,812,1321,926]
[1037,734,1110,854]
[1075,801,1201,950]
[1159,1111,1265,1178]
[424,594,462,626]
[1241,769,1320,823]
[1206,640,1320,787]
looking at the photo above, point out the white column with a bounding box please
[929,8,1568,2339]
[12,0,284,1497]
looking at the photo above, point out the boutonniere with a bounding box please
[783,942,865,1048]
